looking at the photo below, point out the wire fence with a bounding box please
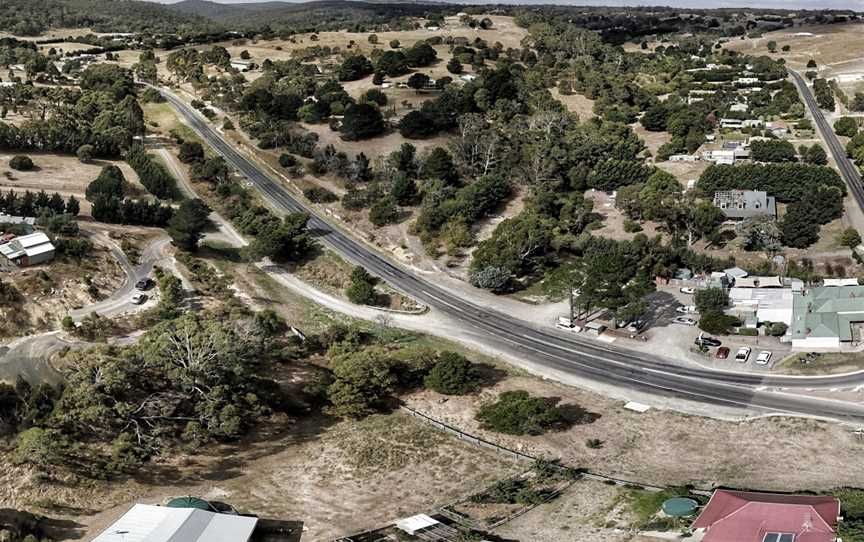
[401,404,686,493]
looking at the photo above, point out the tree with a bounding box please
[240,50,251,60]
[76,144,94,164]
[369,196,399,226]
[346,266,376,305]
[852,92,864,112]
[802,144,828,165]
[391,174,417,205]
[404,42,437,67]
[407,72,431,91]
[447,57,463,74]
[86,165,126,201]
[469,212,551,282]
[326,349,397,418]
[361,88,387,106]
[376,50,409,77]
[245,212,312,262]
[65,195,80,216]
[813,78,835,111]
[389,39,400,49]
[640,104,669,132]
[698,310,739,335]
[341,103,385,141]
[178,141,205,163]
[695,287,729,313]
[8,155,33,171]
[337,55,374,81]
[367,34,378,45]
[399,110,437,139]
[834,116,859,137]
[750,140,797,163]
[475,390,563,435]
[781,203,820,248]
[422,147,458,184]
[767,40,777,52]
[838,227,862,249]
[167,199,212,252]
[807,59,817,68]
[424,352,481,395]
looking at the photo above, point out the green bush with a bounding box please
[303,187,338,203]
[698,310,739,335]
[695,287,729,313]
[424,352,481,395]
[8,155,33,171]
[737,328,758,336]
[476,390,563,435]
[345,266,376,305]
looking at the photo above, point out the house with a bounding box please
[395,514,458,538]
[713,190,776,220]
[460,74,477,82]
[91,503,258,542]
[743,119,765,128]
[736,76,760,84]
[691,489,839,542]
[703,149,736,164]
[730,103,749,112]
[790,285,864,348]
[0,232,55,266]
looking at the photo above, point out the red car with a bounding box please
[715,347,730,359]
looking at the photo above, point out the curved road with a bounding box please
[156,84,864,423]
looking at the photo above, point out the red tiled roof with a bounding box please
[692,490,840,542]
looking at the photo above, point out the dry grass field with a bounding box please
[0,152,147,216]
[404,373,864,492]
[723,22,864,74]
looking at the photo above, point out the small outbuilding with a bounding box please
[91,503,258,542]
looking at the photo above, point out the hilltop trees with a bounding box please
[338,55,374,81]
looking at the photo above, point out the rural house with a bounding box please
[691,490,839,542]
[92,503,258,542]
[713,190,776,220]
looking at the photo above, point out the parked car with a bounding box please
[135,278,154,290]
[626,321,646,333]
[715,347,730,359]
[131,293,148,305]
[756,351,772,365]
[735,346,751,363]
[676,305,697,314]
[673,316,697,326]
[679,287,696,294]
[695,335,721,347]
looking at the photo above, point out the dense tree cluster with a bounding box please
[0,189,78,218]
[698,163,845,203]
[750,139,797,163]
[813,78,836,111]
[125,145,181,200]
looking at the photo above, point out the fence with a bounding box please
[401,405,678,493]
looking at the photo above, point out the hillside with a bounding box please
[167,0,461,31]
[0,0,219,36]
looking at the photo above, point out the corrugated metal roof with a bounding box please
[91,503,258,542]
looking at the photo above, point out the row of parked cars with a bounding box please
[695,335,772,365]
[131,277,154,305]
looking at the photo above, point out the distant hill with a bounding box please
[0,0,219,36]
[167,0,460,31]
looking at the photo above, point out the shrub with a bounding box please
[476,390,563,435]
[839,227,862,249]
[303,186,338,203]
[424,352,481,395]
[585,438,603,449]
[76,144,94,163]
[9,155,33,171]
[345,266,376,305]
[278,153,298,168]
[178,141,205,164]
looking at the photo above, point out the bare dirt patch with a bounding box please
[586,189,663,242]
[550,87,596,120]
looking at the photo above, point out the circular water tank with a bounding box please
[166,497,212,511]
[662,497,699,517]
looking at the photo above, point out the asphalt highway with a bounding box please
[156,84,864,423]
[790,70,864,211]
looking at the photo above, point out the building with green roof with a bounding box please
[790,285,864,348]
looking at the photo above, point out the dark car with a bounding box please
[715,347,730,359]
[695,336,722,348]
[135,278,154,290]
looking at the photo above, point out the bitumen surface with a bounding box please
[156,83,864,423]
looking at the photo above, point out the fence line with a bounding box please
[401,405,678,493]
